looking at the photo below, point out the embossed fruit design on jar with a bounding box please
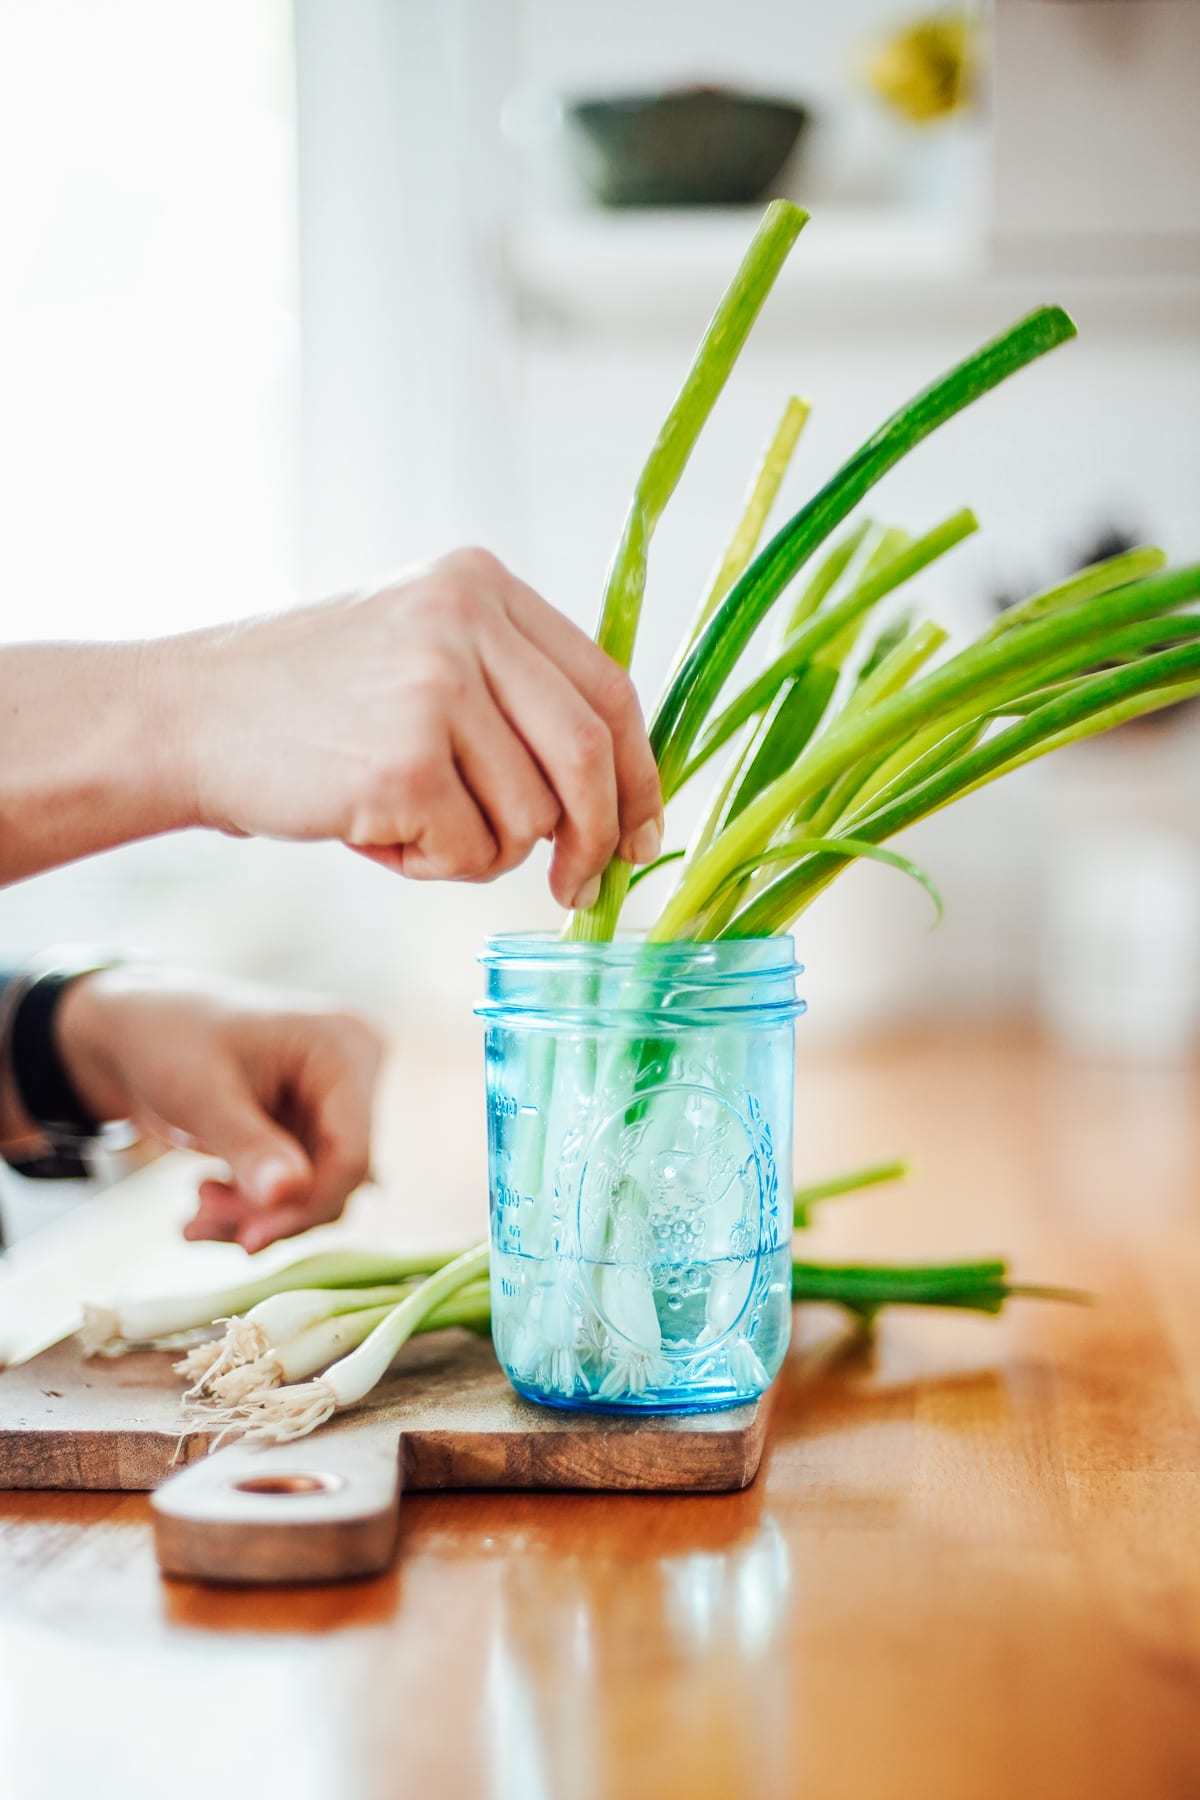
[477,936,804,1412]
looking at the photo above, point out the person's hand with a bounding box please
[177,549,664,910]
[55,969,384,1252]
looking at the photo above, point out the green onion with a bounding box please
[782,519,875,639]
[593,200,806,674]
[683,393,811,650]
[793,1159,909,1228]
[79,1248,461,1356]
[790,1259,1088,1325]
[200,1301,399,1410]
[570,200,807,944]
[209,1243,490,1445]
[176,1281,429,1392]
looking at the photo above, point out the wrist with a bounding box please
[153,622,245,835]
[133,634,204,834]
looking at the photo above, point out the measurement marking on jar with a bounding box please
[495,1182,533,1211]
[491,1091,539,1120]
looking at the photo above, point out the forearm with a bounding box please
[0,640,196,882]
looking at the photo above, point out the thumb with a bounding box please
[197,1072,312,1207]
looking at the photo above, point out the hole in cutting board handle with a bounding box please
[233,1472,345,1497]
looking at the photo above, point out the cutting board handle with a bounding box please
[151,1431,404,1584]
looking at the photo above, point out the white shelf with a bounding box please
[502,204,1200,339]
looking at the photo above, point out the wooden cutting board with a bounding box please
[0,1330,769,1584]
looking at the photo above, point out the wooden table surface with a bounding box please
[2,1029,1199,1800]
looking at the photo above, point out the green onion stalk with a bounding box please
[79,1248,462,1357]
[569,198,810,945]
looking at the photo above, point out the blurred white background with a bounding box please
[1,0,1198,1080]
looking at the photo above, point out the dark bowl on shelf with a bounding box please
[563,85,810,208]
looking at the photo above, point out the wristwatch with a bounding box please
[5,953,123,1178]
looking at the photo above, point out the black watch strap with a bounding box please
[11,969,109,1140]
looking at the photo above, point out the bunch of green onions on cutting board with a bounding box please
[80,1160,1078,1444]
[80,198,1195,1442]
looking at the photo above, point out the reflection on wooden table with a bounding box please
[1,1030,1198,1800]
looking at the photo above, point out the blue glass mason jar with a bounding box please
[477,935,805,1413]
